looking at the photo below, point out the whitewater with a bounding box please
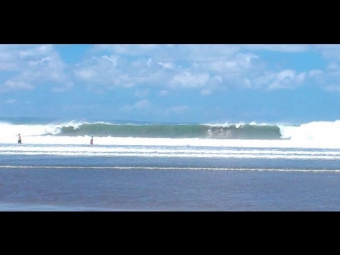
[1,117,340,168]
[1,118,340,155]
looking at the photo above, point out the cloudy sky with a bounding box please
[0,44,340,124]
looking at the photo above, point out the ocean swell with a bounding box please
[57,123,282,139]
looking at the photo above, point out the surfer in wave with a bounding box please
[90,136,93,145]
[18,134,22,144]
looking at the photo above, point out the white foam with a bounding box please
[1,135,340,149]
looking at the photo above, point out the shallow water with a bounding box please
[1,149,340,211]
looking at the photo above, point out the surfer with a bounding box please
[18,134,22,144]
[90,136,93,145]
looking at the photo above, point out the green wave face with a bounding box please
[58,123,282,140]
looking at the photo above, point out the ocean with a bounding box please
[1,117,340,211]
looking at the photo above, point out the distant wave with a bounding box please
[1,117,340,142]
[54,123,282,139]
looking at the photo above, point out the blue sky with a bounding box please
[0,44,340,124]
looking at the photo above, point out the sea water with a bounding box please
[1,117,340,211]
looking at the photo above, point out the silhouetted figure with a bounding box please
[90,136,93,145]
[18,134,22,144]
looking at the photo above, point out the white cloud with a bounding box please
[296,73,306,83]
[71,45,273,93]
[253,69,306,90]
[309,61,340,91]
[203,53,258,74]
[212,76,222,83]
[18,44,54,58]
[101,55,118,68]
[74,69,94,79]
[327,62,340,70]
[158,62,174,69]
[243,44,310,52]
[0,44,70,92]
[0,49,19,71]
[170,71,209,89]
[69,45,340,94]
[179,44,239,61]
[92,44,160,56]
[315,44,340,61]
[0,80,34,92]
[74,54,163,88]
[3,44,338,96]
[266,69,305,90]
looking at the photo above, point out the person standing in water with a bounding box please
[18,134,22,144]
[90,136,93,145]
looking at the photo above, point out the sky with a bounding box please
[0,44,340,124]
